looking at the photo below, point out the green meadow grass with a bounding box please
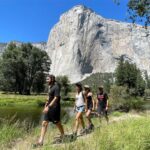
[0,92,74,107]
[0,113,150,150]
[0,92,46,106]
[0,119,33,149]
[49,116,150,150]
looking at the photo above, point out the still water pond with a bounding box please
[0,105,73,126]
[0,106,43,125]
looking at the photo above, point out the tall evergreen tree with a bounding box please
[115,57,145,96]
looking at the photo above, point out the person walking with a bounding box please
[73,83,86,136]
[84,85,94,131]
[34,75,64,147]
[96,86,109,123]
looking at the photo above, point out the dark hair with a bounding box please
[48,74,55,82]
[86,88,91,92]
[99,86,104,91]
[75,83,83,91]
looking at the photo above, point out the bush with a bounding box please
[36,100,45,107]
[0,118,33,148]
[110,85,144,111]
[109,85,129,110]
[144,89,150,98]
[81,72,114,93]
[56,76,71,98]
[125,97,145,110]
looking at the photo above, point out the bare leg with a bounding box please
[74,112,84,133]
[38,121,49,144]
[98,113,102,125]
[79,114,85,129]
[105,111,109,124]
[55,122,64,137]
[86,110,92,127]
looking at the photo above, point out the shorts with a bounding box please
[43,104,60,124]
[97,104,108,116]
[87,102,93,111]
[76,105,85,112]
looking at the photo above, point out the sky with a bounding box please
[0,0,134,43]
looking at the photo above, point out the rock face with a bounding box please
[47,5,150,83]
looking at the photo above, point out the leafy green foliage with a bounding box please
[0,118,33,148]
[144,71,150,89]
[0,42,51,95]
[81,72,114,93]
[115,56,145,96]
[114,0,150,26]
[110,85,144,111]
[127,0,150,26]
[56,76,71,98]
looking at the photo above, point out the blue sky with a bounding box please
[0,0,133,43]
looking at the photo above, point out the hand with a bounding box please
[105,106,108,111]
[85,109,88,112]
[45,101,48,106]
[43,106,49,114]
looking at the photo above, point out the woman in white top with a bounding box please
[73,83,85,136]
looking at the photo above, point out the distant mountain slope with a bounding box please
[47,5,150,83]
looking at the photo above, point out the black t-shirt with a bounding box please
[97,92,108,107]
[48,82,61,106]
[86,94,92,105]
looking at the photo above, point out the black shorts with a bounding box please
[43,104,60,124]
[97,104,107,116]
[87,103,93,110]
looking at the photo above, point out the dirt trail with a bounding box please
[8,113,144,150]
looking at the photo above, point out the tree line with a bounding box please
[0,43,150,99]
[0,43,51,95]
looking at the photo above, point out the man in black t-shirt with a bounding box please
[97,86,109,123]
[34,75,64,147]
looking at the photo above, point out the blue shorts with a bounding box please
[76,105,85,112]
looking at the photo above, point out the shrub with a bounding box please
[110,85,144,111]
[144,89,150,98]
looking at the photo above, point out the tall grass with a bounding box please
[41,116,150,150]
[0,118,33,149]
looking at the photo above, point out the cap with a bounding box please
[84,85,90,89]
[98,85,104,89]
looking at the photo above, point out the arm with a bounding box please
[105,100,109,110]
[43,97,58,113]
[83,92,88,111]
[92,97,95,111]
[74,94,76,112]
[95,94,99,110]
[44,97,49,107]
[105,94,109,110]
[43,85,60,113]
[85,96,88,112]
[48,96,59,107]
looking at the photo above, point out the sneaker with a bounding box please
[52,138,63,144]
[70,132,77,140]
[80,128,88,135]
[89,124,94,130]
[32,142,43,148]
